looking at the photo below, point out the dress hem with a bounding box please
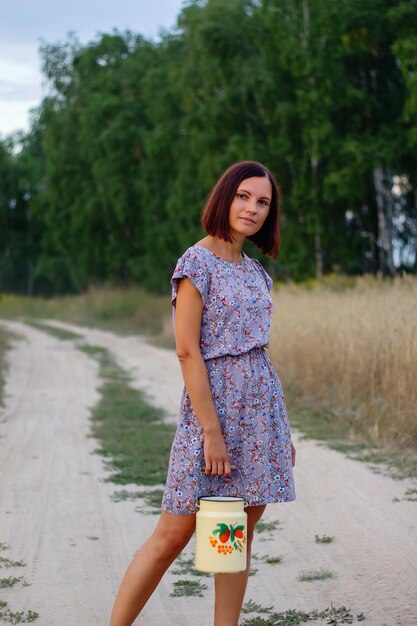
[161,494,296,516]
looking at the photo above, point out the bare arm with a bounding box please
[174,277,231,477]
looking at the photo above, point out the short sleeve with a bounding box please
[252,259,273,292]
[171,248,210,308]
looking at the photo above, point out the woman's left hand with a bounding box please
[291,441,296,467]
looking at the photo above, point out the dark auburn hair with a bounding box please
[201,161,281,259]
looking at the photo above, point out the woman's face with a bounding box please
[229,176,272,241]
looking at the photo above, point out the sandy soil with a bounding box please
[0,318,416,626]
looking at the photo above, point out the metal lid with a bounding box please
[198,496,245,503]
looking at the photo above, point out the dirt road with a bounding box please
[0,319,416,625]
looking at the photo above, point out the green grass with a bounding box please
[242,600,273,614]
[0,600,39,623]
[169,579,208,597]
[315,534,335,544]
[255,519,281,533]
[171,555,211,578]
[0,328,8,408]
[298,568,336,582]
[0,557,25,569]
[240,604,365,625]
[350,448,417,480]
[403,488,417,501]
[264,555,284,564]
[137,489,165,511]
[111,488,165,513]
[0,545,38,623]
[79,344,176,485]
[287,388,417,480]
[0,577,23,589]
[0,286,171,339]
[23,320,82,340]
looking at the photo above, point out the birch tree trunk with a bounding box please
[373,165,396,276]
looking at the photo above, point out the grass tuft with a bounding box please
[298,568,336,582]
[256,519,281,533]
[0,602,39,623]
[0,328,15,409]
[0,544,38,621]
[242,599,273,614]
[315,534,335,544]
[169,579,207,597]
[111,488,165,513]
[136,489,164,512]
[0,557,26,569]
[171,555,211,578]
[0,577,23,588]
[264,555,284,564]
[403,488,417,501]
[241,603,365,625]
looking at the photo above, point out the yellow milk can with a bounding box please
[195,496,247,573]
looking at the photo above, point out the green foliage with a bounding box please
[298,567,336,582]
[79,344,176,485]
[169,579,208,597]
[240,603,365,625]
[1,0,417,295]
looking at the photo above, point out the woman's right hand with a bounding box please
[203,430,231,477]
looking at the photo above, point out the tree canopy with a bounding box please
[1,0,416,295]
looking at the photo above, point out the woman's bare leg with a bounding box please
[213,505,266,626]
[109,511,196,626]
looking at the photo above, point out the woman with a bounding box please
[109,161,296,626]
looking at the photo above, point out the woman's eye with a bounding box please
[237,193,247,200]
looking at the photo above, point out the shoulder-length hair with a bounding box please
[201,161,281,259]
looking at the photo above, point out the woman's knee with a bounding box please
[151,529,192,561]
[150,514,195,561]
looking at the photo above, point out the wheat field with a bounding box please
[1,275,416,449]
[269,274,417,448]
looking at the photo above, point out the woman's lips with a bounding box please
[240,217,255,224]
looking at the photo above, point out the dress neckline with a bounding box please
[193,244,247,265]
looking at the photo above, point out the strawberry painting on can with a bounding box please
[195,496,247,573]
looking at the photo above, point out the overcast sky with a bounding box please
[0,0,185,137]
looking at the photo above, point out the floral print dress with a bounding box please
[162,245,296,514]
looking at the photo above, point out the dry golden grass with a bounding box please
[269,274,417,448]
[2,275,416,451]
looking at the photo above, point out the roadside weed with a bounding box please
[256,520,281,533]
[169,579,207,597]
[264,555,284,564]
[298,568,336,582]
[0,577,24,588]
[241,602,365,624]
[0,557,25,569]
[315,534,335,543]
[242,599,273,614]
[171,556,210,578]
[79,344,175,485]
